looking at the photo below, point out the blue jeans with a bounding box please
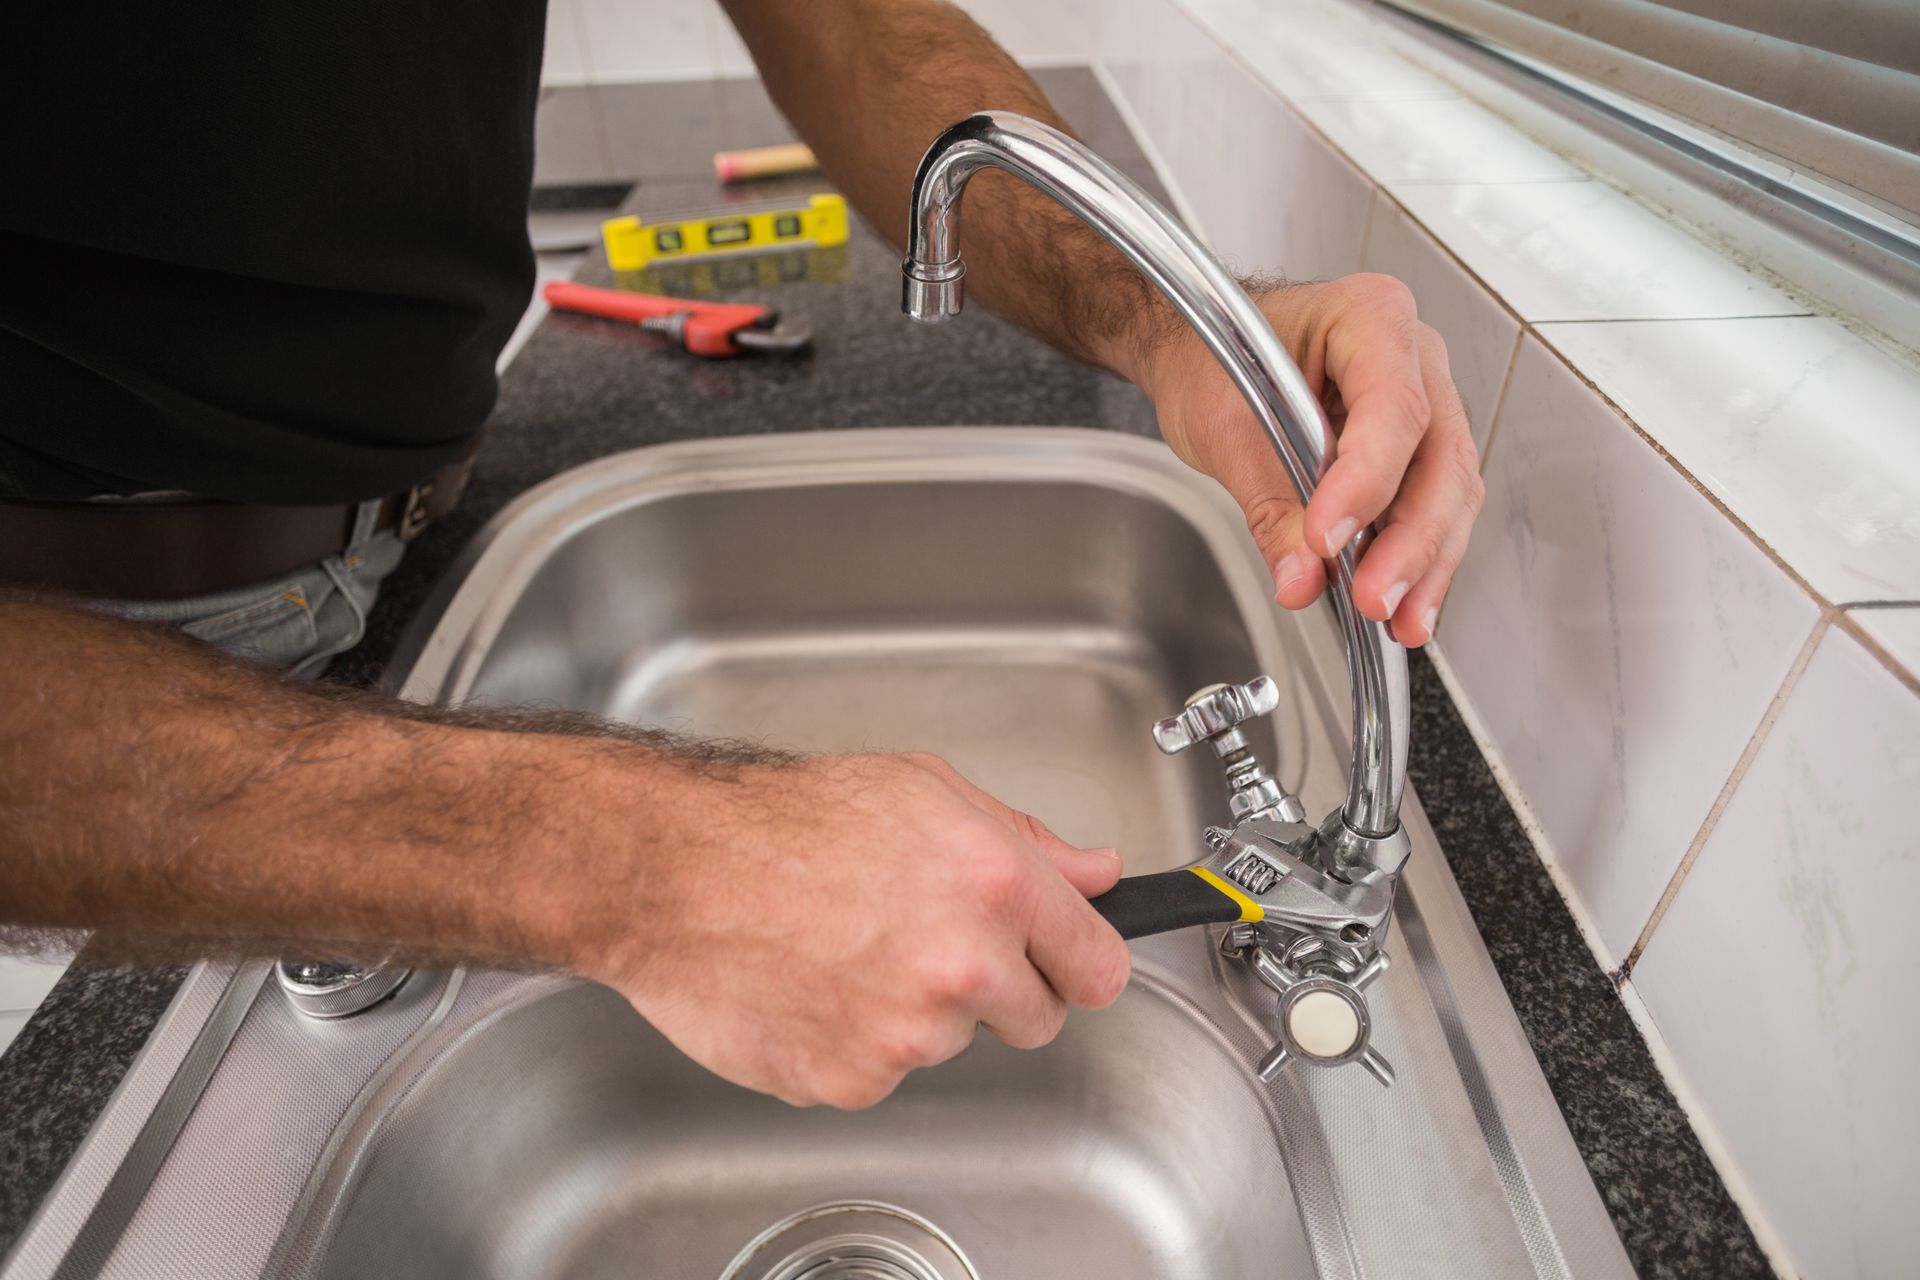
[102,500,407,674]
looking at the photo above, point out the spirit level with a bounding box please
[601,193,849,271]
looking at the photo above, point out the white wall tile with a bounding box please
[1439,336,1820,963]
[564,0,1099,86]
[1300,96,1584,184]
[1542,316,1920,607]
[1189,63,1373,281]
[1185,0,1459,102]
[1634,625,1920,1280]
[0,1010,29,1061]
[1392,180,1806,323]
[705,3,755,77]
[1096,0,1221,175]
[1360,194,1520,451]
[1098,0,1371,281]
[0,955,67,1012]
[541,0,592,86]
[532,85,612,185]
[954,0,1099,64]
[575,0,714,82]
[1852,606,1920,679]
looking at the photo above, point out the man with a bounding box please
[0,0,1480,1109]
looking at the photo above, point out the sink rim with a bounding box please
[2,428,1635,1280]
[386,427,1294,715]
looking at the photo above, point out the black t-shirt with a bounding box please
[0,0,547,503]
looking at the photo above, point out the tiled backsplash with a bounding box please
[1443,336,1820,962]
[1098,0,1920,1274]
[542,0,1101,87]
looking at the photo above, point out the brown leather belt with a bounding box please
[0,453,474,601]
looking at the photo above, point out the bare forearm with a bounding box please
[0,602,711,968]
[721,0,1164,375]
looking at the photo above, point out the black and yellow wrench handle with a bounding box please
[1089,867,1265,941]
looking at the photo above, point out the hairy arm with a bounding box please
[0,600,1128,1107]
[0,598,705,966]
[721,0,1484,647]
[717,0,1161,372]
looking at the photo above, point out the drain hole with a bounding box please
[777,1234,945,1280]
[721,1202,978,1280]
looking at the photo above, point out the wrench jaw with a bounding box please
[1159,679,1410,1088]
[730,312,814,354]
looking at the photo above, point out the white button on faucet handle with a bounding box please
[1288,989,1362,1059]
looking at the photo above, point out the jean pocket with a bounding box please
[182,586,319,659]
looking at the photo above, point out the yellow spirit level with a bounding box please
[601,193,850,271]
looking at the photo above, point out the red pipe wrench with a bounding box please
[543,281,813,358]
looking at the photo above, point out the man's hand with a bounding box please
[1124,276,1483,648]
[573,751,1130,1109]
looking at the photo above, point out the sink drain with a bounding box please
[719,1202,979,1280]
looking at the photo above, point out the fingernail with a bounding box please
[1323,517,1359,557]
[1382,581,1411,616]
[1422,606,1439,641]
[1272,552,1308,598]
[1091,846,1122,862]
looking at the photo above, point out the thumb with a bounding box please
[1014,812,1123,900]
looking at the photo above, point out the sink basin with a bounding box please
[298,978,1308,1280]
[422,436,1309,864]
[4,429,1633,1280]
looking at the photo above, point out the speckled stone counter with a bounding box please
[0,70,1765,1278]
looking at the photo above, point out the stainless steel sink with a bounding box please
[292,978,1309,1280]
[4,429,1634,1280]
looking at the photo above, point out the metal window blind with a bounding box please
[1387,0,1920,220]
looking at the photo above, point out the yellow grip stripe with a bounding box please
[1189,866,1264,923]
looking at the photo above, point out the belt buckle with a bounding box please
[397,479,434,541]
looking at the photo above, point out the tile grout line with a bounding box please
[565,0,595,87]
[1531,313,1814,325]
[1833,607,1920,700]
[1610,980,1802,1278]
[1431,325,1523,643]
[1625,615,1829,969]
[1473,324,1526,478]
[1086,63,1210,240]
[1352,185,1381,274]
[1424,642,1626,972]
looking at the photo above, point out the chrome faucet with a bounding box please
[903,112,1412,1085]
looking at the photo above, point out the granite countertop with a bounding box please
[0,70,1765,1278]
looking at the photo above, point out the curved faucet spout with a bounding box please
[902,111,1409,841]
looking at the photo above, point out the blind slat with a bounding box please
[1401,0,1920,219]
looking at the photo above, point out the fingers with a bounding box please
[1021,869,1132,1010]
[925,763,1132,1009]
[974,963,1071,1051]
[1244,491,1330,610]
[894,752,1131,1047]
[1344,327,1482,641]
[1298,275,1430,560]
[1200,409,1333,609]
[1394,509,1475,646]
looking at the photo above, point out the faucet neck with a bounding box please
[904,111,1409,840]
